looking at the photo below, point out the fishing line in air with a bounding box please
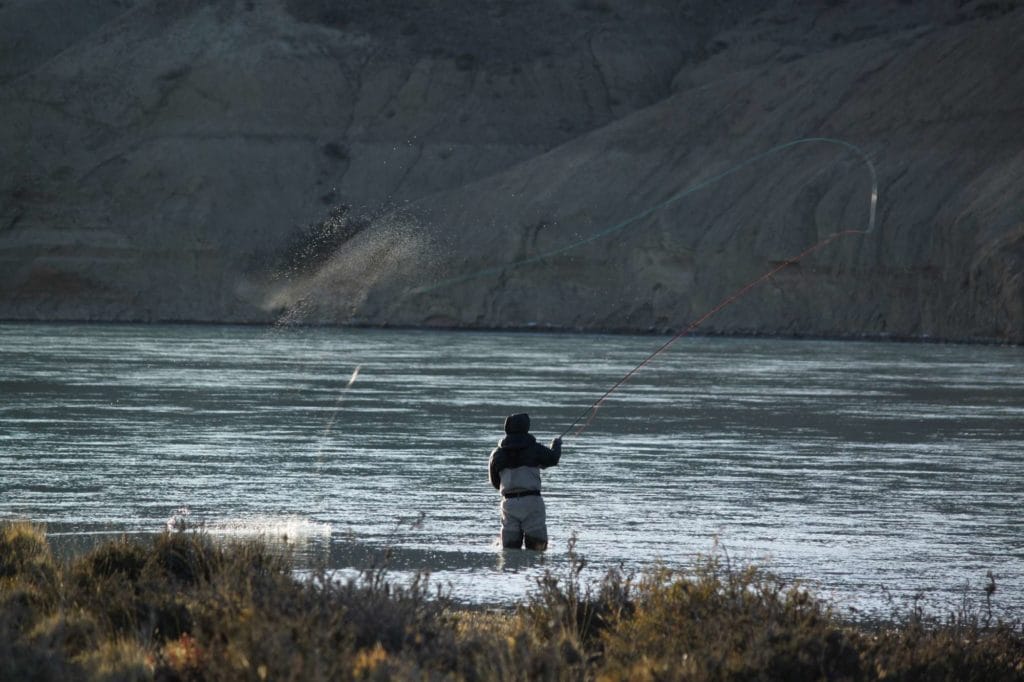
[314,364,361,509]
[559,229,868,439]
[308,138,877,450]
[315,364,361,457]
[410,137,877,296]
[555,138,879,439]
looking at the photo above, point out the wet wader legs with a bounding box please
[500,495,548,551]
[524,535,547,551]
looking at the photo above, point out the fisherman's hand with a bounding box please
[551,437,562,449]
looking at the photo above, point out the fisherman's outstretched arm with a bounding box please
[539,438,562,468]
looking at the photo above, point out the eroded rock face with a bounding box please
[2,0,1022,342]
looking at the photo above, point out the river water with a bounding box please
[1,323,1021,618]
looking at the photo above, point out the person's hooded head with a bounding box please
[500,413,535,448]
[504,413,531,435]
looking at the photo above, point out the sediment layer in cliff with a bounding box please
[2,1,1022,342]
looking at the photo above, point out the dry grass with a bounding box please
[1,521,1021,681]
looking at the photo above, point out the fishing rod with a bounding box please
[558,228,871,440]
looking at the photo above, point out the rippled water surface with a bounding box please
[2,323,1021,616]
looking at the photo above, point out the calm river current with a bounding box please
[1,323,1021,618]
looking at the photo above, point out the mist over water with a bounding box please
[1,323,1021,617]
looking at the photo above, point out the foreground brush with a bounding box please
[1,522,1022,681]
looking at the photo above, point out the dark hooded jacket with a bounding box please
[488,413,561,494]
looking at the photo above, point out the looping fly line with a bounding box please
[558,138,879,439]
[405,136,878,440]
[411,137,877,297]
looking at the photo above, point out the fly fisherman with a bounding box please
[488,413,562,550]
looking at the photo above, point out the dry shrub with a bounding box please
[596,557,861,680]
[0,521,62,651]
[862,614,1024,680]
[68,538,149,637]
[520,542,1023,681]
[76,638,152,682]
[0,522,58,596]
[0,627,86,681]
[1,521,1022,681]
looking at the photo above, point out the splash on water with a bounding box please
[165,507,331,545]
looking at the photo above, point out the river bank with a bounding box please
[2,522,1022,681]
[5,316,1023,347]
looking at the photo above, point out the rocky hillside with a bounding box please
[2,0,1022,342]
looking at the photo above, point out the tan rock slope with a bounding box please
[2,0,1022,342]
